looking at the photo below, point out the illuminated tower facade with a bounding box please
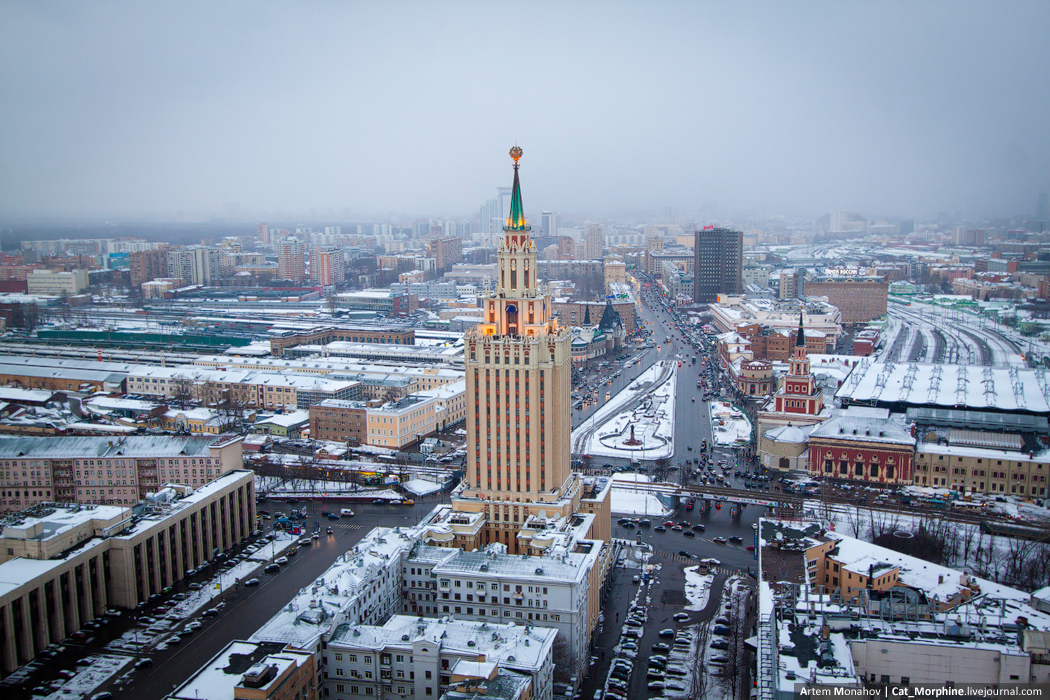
[465,147,573,502]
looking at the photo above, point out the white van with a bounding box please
[340,508,355,517]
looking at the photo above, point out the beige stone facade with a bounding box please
[0,470,255,675]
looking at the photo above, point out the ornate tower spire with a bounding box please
[505,146,530,232]
[796,311,806,347]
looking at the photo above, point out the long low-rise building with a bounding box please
[0,470,255,675]
[309,380,467,449]
[285,342,464,367]
[0,434,244,512]
[189,355,464,392]
[270,325,416,356]
[125,366,361,410]
[709,296,842,344]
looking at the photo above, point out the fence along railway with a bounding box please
[610,480,1050,537]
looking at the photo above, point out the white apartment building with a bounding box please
[250,528,418,653]
[323,616,556,700]
[402,543,595,678]
[25,269,88,295]
[245,522,601,697]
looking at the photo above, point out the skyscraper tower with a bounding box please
[693,227,743,303]
[464,147,573,506]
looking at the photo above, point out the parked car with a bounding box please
[712,537,727,544]
[276,557,289,565]
[658,629,675,637]
[673,613,689,622]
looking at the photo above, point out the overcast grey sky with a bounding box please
[1,1,1048,222]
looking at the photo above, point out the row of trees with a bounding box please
[830,502,1050,593]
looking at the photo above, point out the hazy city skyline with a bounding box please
[1,1,1048,223]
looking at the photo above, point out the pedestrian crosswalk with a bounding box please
[653,549,734,574]
[329,523,363,530]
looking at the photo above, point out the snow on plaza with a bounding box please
[571,360,677,460]
[611,473,672,516]
[708,401,751,446]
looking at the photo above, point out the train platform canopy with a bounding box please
[906,407,1050,435]
[945,429,1023,451]
[836,360,1050,414]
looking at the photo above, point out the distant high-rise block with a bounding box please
[584,225,603,260]
[166,247,218,286]
[277,236,305,284]
[257,222,270,244]
[426,238,462,271]
[541,211,560,239]
[130,248,169,287]
[309,248,345,287]
[693,227,743,303]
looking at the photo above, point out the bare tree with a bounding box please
[842,504,864,538]
[215,388,247,433]
[869,508,900,541]
[551,633,573,684]
[718,587,748,700]
[171,377,195,410]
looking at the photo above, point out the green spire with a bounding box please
[505,146,530,232]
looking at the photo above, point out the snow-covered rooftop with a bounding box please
[837,360,1050,413]
[329,615,557,673]
[808,410,913,446]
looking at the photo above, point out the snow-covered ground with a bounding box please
[611,473,672,517]
[571,361,676,460]
[709,401,751,446]
[40,653,133,700]
[683,566,715,611]
[403,479,444,496]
